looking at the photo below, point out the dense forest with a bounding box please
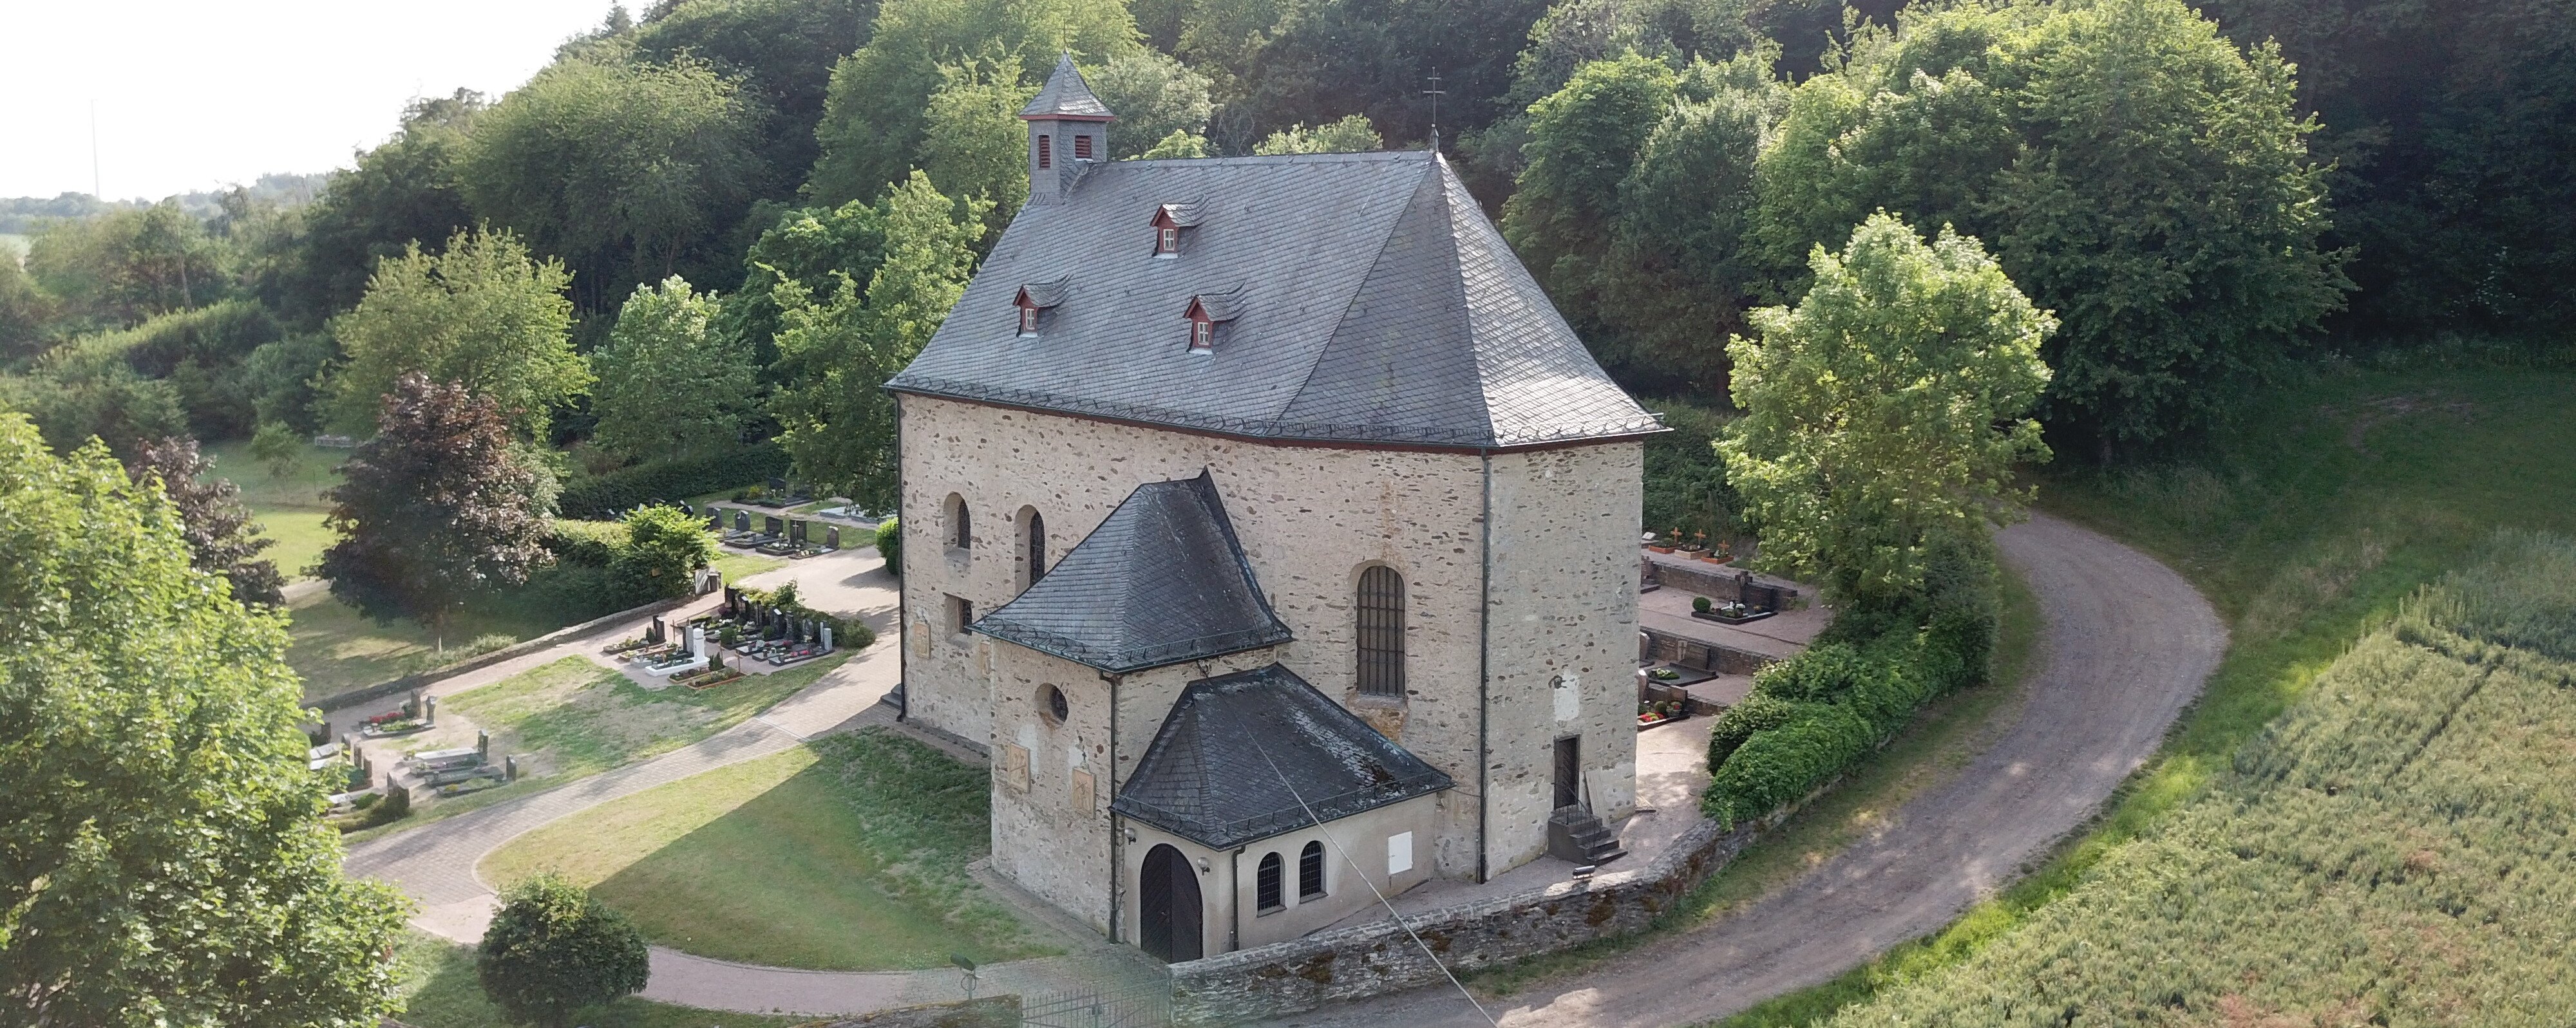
[1,0,2568,512]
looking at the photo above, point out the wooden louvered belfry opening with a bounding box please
[1356,565,1406,698]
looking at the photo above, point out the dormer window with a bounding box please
[1014,277,1068,338]
[1150,202,1204,258]
[1182,288,1241,354]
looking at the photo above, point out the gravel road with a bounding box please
[1256,512,2226,1028]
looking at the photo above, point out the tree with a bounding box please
[807,0,1141,205]
[1139,129,1213,160]
[3,331,191,459]
[1251,113,1384,154]
[251,420,303,478]
[614,503,717,600]
[457,56,768,310]
[0,413,409,1024]
[0,248,60,361]
[591,276,755,463]
[1088,50,1215,160]
[718,197,894,374]
[325,227,588,439]
[1719,212,2053,606]
[770,173,987,510]
[23,201,229,325]
[918,59,1039,231]
[476,874,649,1028]
[1750,0,2345,455]
[317,374,552,650]
[633,0,873,201]
[283,91,484,324]
[128,435,287,606]
[1501,53,1679,374]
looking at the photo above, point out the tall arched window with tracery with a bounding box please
[1356,565,1405,698]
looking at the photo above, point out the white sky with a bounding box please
[2,0,621,201]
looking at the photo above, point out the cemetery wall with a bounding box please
[817,996,1018,1028]
[1164,783,1833,1025]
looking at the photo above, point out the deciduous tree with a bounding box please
[0,413,408,1025]
[283,90,484,323]
[318,373,553,650]
[476,874,649,1028]
[128,435,287,606]
[325,227,587,438]
[613,503,717,601]
[590,276,755,463]
[918,59,1038,230]
[770,174,985,510]
[1720,212,2052,605]
[1251,113,1383,154]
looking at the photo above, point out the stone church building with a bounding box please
[886,55,1662,962]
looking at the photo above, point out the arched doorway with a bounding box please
[1138,843,1202,962]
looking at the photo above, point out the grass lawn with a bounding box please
[393,931,811,1028]
[1714,359,2576,1025]
[346,653,849,843]
[480,729,1048,971]
[284,583,554,702]
[1470,560,2043,996]
[202,437,348,580]
[710,550,787,583]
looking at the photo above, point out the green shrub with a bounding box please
[477,873,649,1028]
[1709,693,1804,767]
[543,519,627,567]
[612,504,715,601]
[555,443,790,519]
[1705,703,1879,829]
[874,516,900,576]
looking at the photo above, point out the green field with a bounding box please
[393,931,810,1028]
[1721,361,2576,1024]
[200,436,346,579]
[480,729,1045,971]
[347,653,849,841]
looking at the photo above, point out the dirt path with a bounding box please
[1258,512,2226,1027]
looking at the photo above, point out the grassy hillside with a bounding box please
[1721,360,2576,1024]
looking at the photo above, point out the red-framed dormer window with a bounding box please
[1188,316,1215,353]
[1074,135,1095,160]
[1157,227,1180,255]
[1037,135,1052,169]
[1018,305,1041,335]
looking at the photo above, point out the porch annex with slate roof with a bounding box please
[884,147,1663,449]
[967,471,1293,674]
[1110,663,1454,850]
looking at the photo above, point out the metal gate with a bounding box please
[1020,981,1174,1028]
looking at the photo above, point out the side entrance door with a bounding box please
[1138,843,1203,962]
[1553,735,1582,811]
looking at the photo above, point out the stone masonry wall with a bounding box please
[897,395,1645,892]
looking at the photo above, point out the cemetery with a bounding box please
[708,503,857,560]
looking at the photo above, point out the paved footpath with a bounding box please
[343,543,1155,1016]
[1256,513,2227,1027]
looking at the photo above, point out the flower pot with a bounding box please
[1698,554,1733,565]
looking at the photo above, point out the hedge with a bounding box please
[875,517,900,576]
[1701,552,1998,829]
[557,444,793,520]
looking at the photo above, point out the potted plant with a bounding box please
[1646,529,1675,554]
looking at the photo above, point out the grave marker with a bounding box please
[765,516,784,537]
[735,510,752,532]
[826,526,841,549]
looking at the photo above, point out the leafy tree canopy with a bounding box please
[318,373,554,648]
[128,435,287,605]
[1752,0,2347,454]
[807,0,1140,205]
[614,503,719,600]
[325,227,588,439]
[24,201,231,326]
[283,91,484,324]
[919,57,1039,232]
[719,196,896,375]
[591,276,755,463]
[476,873,650,1028]
[458,56,768,310]
[1721,212,2053,605]
[0,413,408,1025]
[770,173,986,510]
[634,0,875,194]
[1251,113,1384,154]
[1088,50,1215,160]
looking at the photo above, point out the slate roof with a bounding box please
[886,149,1663,449]
[969,472,1291,673]
[1111,664,1454,849]
[1019,53,1113,121]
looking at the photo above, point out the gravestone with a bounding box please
[688,626,707,659]
[709,510,725,531]
[790,520,807,545]
[765,516,784,537]
[647,616,667,646]
[826,526,841,549]
[424,695,437,727]
[723,586,740,616]
[735,510,752,532]
[820,624,834,652]
[768,476,788,492]
[475,729,490,760]
[503,755,518,781]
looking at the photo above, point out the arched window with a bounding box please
[1299,840,1325,899]
[1356,565,1405,698]
[1256,852,1284,913]
[1023,508,1047,587]
[944,494,971,550]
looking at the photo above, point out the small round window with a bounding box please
[1043,685,1070,725]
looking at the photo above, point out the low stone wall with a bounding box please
[1642,629,1776,676]
[1168,801,1803,1025]
[819,996,1018,1028]
[308,594,694,717]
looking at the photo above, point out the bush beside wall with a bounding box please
[875,516,900,577]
